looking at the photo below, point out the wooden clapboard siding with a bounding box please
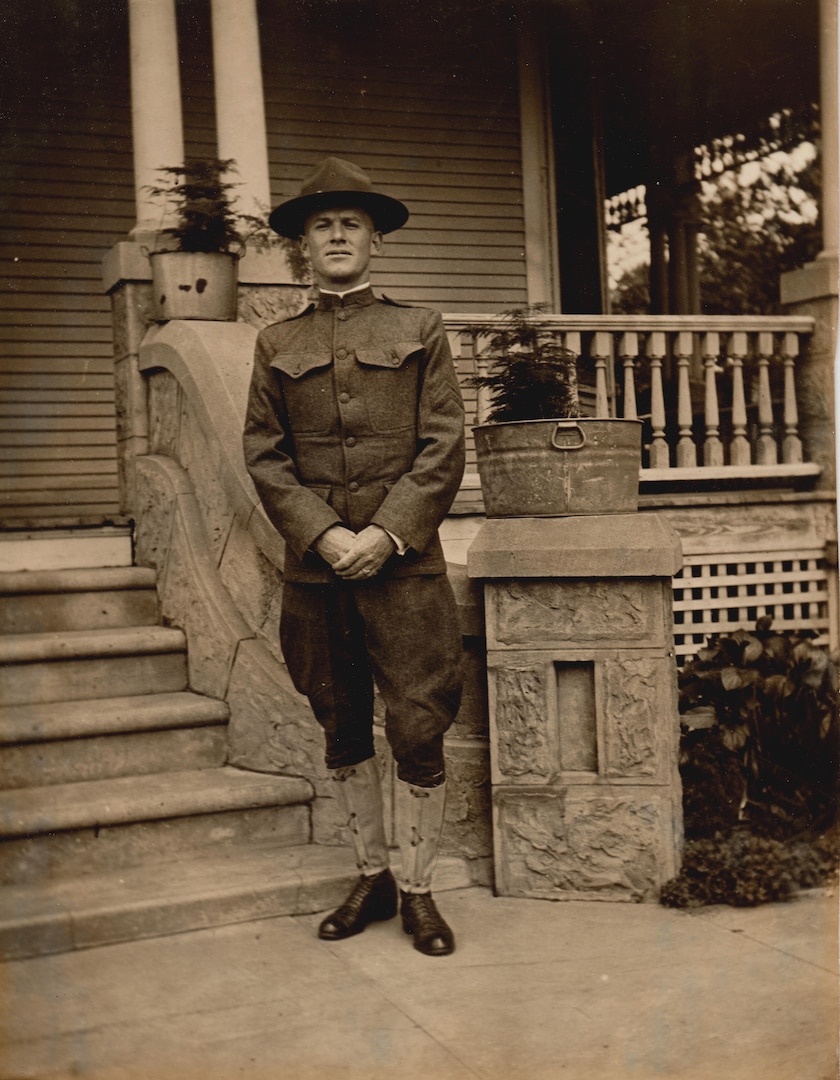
[0,0,531,527]
[0,2,133,529]
[260,3,528,314]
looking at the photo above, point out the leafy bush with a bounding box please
[678,617,839,837]
[661,829,837,909]
[660,618,839,907]
[679,725,744,839]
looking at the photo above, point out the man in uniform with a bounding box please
[243,158,465,956]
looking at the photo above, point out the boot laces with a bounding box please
[405,892,446,932]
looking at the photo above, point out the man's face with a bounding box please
[301,206,382,291]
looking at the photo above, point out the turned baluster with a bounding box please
[727,331,751,466]
[702,332,724,466]
[781,332,803,463]
[619,332,639,420]
[756,331,778,465]
[675,331,697,467]
[473,340,492,426]
[647,331,669,467]
[563,331,582,412]
[591,331,612,417]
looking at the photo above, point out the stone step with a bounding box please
[1,691,230,744]
[0,723,228,789]
[2,688,231,788]
[0,845,475,961]
[0,567,159,634]
[0,767,314,886]
[0,527,133,573]
[0,626,187,706]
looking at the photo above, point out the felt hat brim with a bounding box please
[268,158,409,238]
[269,189,409,239]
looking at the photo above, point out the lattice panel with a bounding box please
[673,548,833,668]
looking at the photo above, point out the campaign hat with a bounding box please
[269,157,409,238]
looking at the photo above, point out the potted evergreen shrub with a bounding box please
[470,306,642,517]
[146,157,296,321]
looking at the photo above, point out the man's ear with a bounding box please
[370,231,383,256]
[299,234,309,256]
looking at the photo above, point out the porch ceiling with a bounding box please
[586,0,820,194]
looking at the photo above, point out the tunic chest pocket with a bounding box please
[270,352,334,435]
[354,340,423,432]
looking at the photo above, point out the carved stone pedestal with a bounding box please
[468,514,684,902]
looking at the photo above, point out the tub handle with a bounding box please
[551,421,587,451]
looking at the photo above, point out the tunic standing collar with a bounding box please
[316,285,377,312]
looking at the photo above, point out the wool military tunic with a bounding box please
[243,287,466,582]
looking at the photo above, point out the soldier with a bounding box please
[243,158,466,955]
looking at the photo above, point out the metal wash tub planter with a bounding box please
[149,251,238,322]
[472,417,642,517]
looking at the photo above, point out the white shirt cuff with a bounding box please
[384,529,408,556]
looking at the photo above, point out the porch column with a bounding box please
[668,153,701,315]
[647,189,669,315]
[818,0,839,262]
[667,217,690,315]
[210,0,271,218]
[779,0,838,493]
[518,29,561,310]
[128,0,184,240]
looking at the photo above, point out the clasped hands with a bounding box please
[314,524,396,581]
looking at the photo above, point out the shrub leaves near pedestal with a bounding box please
[661,617,839,908]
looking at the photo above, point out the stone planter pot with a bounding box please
[473,417,642,517]
[150,251,238,321]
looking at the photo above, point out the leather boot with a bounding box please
[318,758,396,941]
[400,889,455,956]
[318,868,398,941]
[395,778,454,955]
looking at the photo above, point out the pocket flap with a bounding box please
[270,352,332,379]
[355,341,423,370]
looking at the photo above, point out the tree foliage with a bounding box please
[609,132,822,315]
[697,147,821,314]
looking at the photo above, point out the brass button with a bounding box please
[336,347,347,360]
[337,311,348,321]
[348,481,360,493]
[339,391,350,404]
[345,436,356,448]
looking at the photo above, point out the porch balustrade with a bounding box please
[444,314,818,485]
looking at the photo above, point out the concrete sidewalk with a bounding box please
[1,884,837,1080]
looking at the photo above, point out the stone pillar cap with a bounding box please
[467,513,683,579]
